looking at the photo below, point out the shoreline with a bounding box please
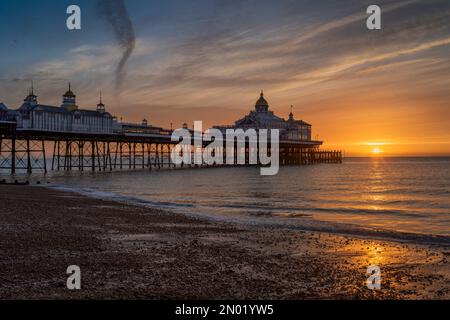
[47,183,450,247]
[0,185,449,299]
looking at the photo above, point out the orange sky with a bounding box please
[1,0,449,156]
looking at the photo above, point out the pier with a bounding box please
[0,121,342,174]
[0,89,343,175]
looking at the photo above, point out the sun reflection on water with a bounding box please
[337,239,434,267]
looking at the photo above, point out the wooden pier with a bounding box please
[280,146,342,165]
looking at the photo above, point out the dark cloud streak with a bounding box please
[96,0,136,96]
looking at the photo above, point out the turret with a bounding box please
[288,105,294,121]
[24,82,38,106]
[97,91,106,113]
[255,90,269,112]
[61,83,78,111]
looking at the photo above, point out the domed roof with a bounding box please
[24,83,38,103]
[255,90,268,107]
[63,83,76,97]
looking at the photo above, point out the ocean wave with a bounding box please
[45,183,450,246]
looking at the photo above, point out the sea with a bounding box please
[3,157,450,243]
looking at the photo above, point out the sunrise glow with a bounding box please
[372,148,382,155]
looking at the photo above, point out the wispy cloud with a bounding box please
[1,0,449,154]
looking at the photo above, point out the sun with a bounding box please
[372,147,382,155]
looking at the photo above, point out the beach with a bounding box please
[0,184,448,299]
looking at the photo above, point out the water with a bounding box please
[4,157,450,241]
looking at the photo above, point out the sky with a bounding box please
[0,0,449,156]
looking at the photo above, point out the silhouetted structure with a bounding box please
[0,89,342,174]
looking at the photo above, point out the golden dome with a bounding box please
[255,90,268,107]
[255,90,270,112]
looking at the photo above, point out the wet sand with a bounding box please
[0,185,448,299]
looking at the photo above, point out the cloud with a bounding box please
[1,0,450,150]
[96,0,136,96]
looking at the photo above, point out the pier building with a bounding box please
[0,87,342,174]
[2,85,115,134]
[214,91,312,142]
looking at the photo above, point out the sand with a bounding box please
[0,185,448,299]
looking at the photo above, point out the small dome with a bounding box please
[63,83,76,97]
[255,90,269,112]
[24,84,38,104]
[255,90,268,107]
[64,90,75,97]
[97,91,105,111]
